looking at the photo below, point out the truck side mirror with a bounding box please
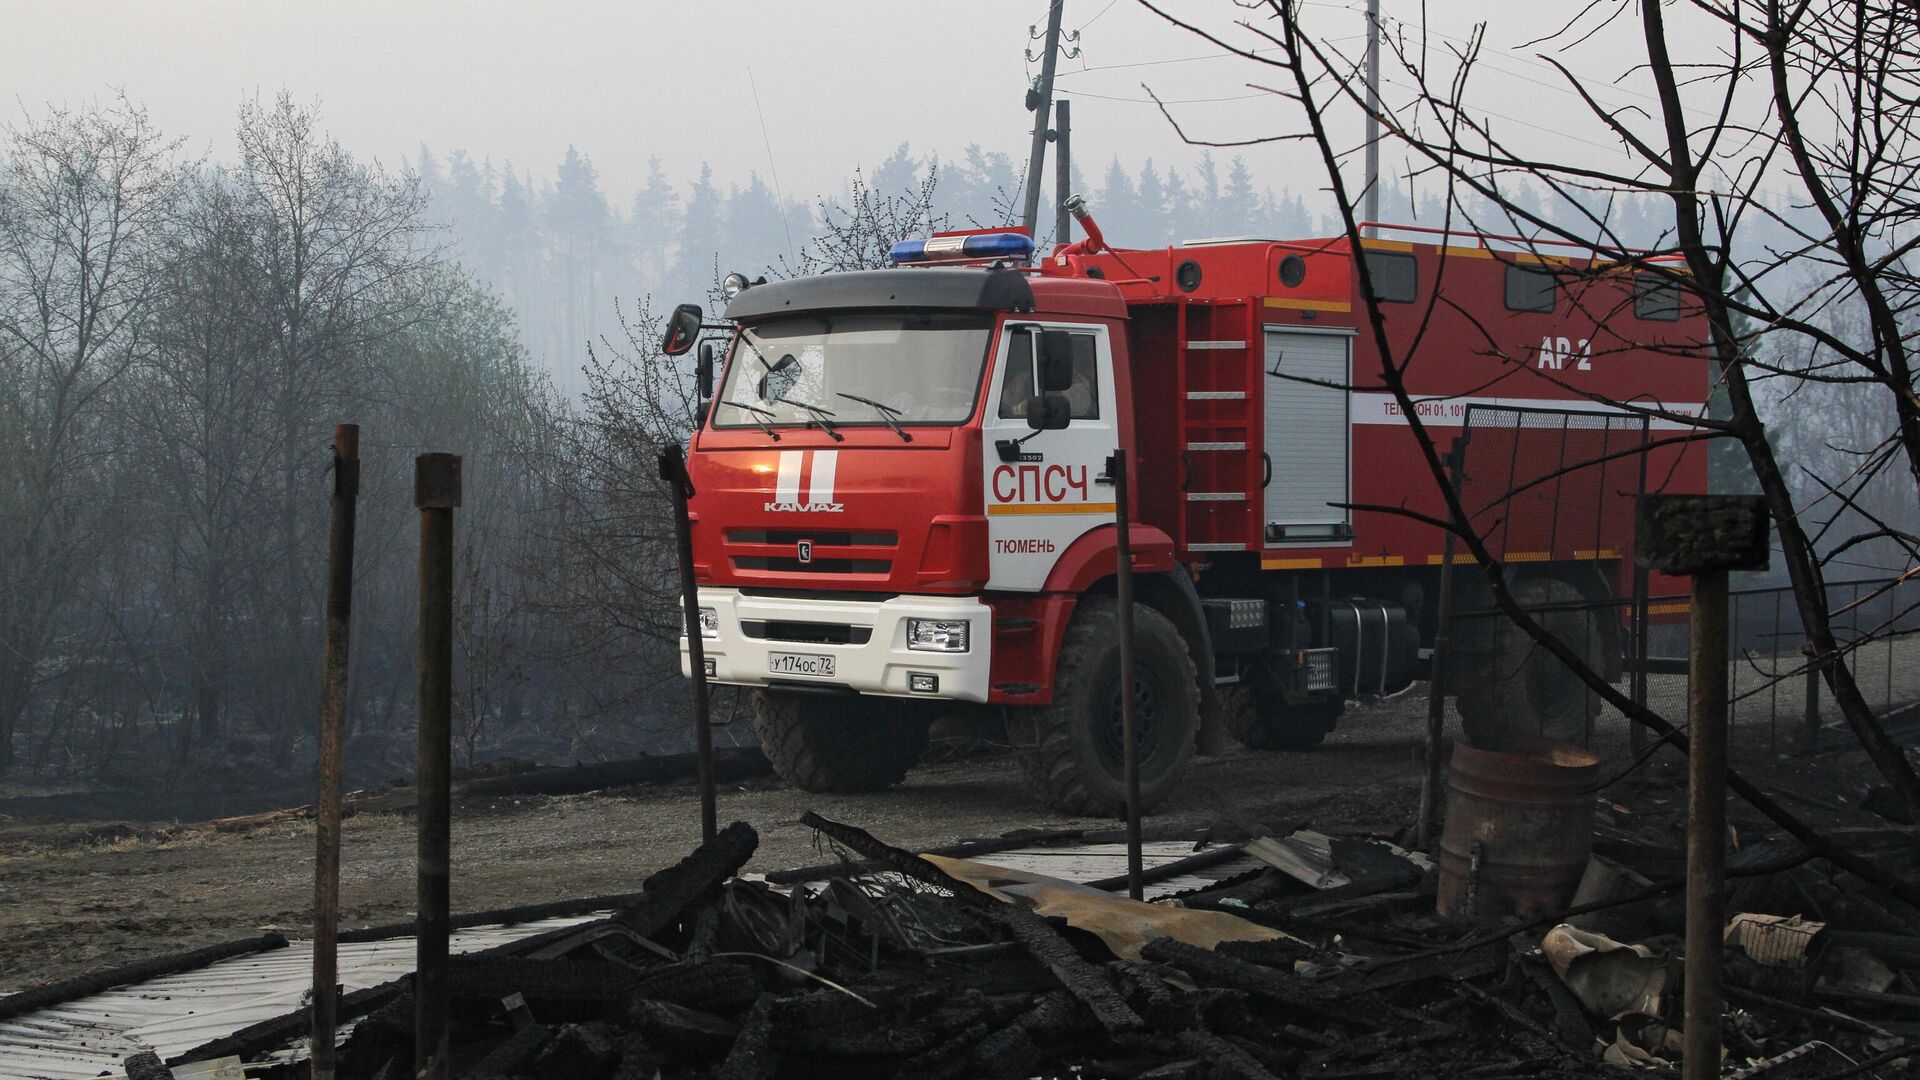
[1037,330,1075,393]
[1025,394,1071,431]
[662,303,703,356]
[696,340,716,401]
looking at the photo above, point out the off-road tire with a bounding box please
[1010,597,1199,816]
[750,690,929,793]
[1453,577,1605,749]
[1218,685,1340,750]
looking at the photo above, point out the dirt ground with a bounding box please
[0,668,1903,995]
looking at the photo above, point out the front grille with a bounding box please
[729,528,897,546]
[735,556,891,575]
[741,620,873,645]
[1304,648,1340,692]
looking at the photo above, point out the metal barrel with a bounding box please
[1436,735,1599,920]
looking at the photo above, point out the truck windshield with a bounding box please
[714,311,993,429]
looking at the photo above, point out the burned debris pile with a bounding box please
[269,802,1917,1080]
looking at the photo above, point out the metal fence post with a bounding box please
[1108,450,1143,901]
[311,424,359,1080]
[1803,657,1822,753]
[1685,567,1731,1080]
[1416,440,1464,850]
[660,444,716,844]
[414,453,461,1080]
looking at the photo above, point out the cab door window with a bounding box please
[997,329,1100,419]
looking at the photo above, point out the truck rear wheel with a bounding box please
[1453,577,1604,749]
[1219,685,1340,750]
[1010,597,1199,817]
[751,690,929,793]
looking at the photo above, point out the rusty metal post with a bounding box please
[311,424,359,1080]
[1109,450,1143,901]
[1416,441,1464,850]
[414,453,461,1080]
[1630,560,1652,758]
[1636,495,1768,1080]
[660,444,716,844]
[1684,567,1729,1080]
[1802,656,1822,753]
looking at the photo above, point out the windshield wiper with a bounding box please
[775,397,845,441]
[716,400,782,441]
[837,392,913,442]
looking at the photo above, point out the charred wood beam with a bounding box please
[716,995,777,1080]
[797,812,998,905]
[122,1052,174,1080]
[1139,938,1382,1030]
[533,1023,621,1079]
[1084,842,1249,892]
[460,748,772,800]
[800,811,1142,1032]
[445,957,643,1013]
[1177,1030,1281,1080]
[614,820,758,941]
[470,1023,550,1080]
[336,891,651,944]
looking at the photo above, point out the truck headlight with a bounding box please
[689,607,719,639]
[906,618,969,652]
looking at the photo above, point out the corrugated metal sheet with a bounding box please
[0,841,1255,1079]
[967,841,1259,899]
[0,914,599,1080]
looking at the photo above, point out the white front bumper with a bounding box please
[679,588,993,703]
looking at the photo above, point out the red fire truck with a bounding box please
[663,207,1708,815]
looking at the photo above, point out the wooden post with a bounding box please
[1636,494,1768,1080]
[1108,450,1143,901]
[660,444,716,843]
[414,453,461,1080]
[311,424,359,1080]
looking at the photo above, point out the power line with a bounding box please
[746,69,795,263]
[1064,88,1275,105]
[1077,0,1120,32]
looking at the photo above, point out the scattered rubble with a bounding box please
[131,784,1917,1080]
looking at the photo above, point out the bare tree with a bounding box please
[125,166,278,754]
[0,95,182,772]
[1135,0,1920,905]
[781,166,947,277]
[233,92,435,753]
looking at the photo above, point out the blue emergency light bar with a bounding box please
[890,231,1034,265]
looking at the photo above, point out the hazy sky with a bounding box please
[3,2,1682,209]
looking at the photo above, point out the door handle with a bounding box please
[1262,452,1273,488]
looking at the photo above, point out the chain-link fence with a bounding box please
[1444,404,1920,755]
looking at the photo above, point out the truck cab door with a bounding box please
[981,322,1119,591]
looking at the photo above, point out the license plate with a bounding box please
[768,652,836,678]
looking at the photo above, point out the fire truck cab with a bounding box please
[669,218,1709,816]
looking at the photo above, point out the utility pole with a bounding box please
[1054,98,1073,248]
[1363,0,1381,235]
[1021,0,1066,236]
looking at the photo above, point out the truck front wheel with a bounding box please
[751,690,929,794]
[1010,597,1199,817]
[1219,685,1340,750]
